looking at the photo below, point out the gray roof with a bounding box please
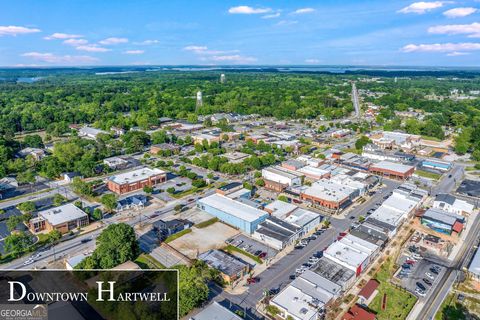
[423,208,464,226]
[313,257,355,288]
[435,194,456,206]
[191,301,242,320]
[198,250,248,277]
[468,248,480,277]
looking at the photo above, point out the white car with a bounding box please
[425,272,435,280]
[415,288,426,297]
[23,259,34,266]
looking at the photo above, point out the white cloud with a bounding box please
[0,26,41,36]
[262,12,281,19]
[446,51,470,56]
[133,40,159,45]
[123,50,144,54]
[305,59,320,63]
[44,32,82,40]
[21,52,98,64]
[208,55,257,63]
[292,8,315,14]
[228,6,272,14]
[398,1,446,14]
[183,45,238,55]
[443,7,478,18]
[428,22,480,38]
[76,44,111,52]
[63,38,88,46]
[275,20,298,26]
[98,37,128,45]
[402,42,480,52]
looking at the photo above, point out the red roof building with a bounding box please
[342,304,376,320]
[358,279,379,301]
[452,221,464,234]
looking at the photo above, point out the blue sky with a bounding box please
[1,0,480,66]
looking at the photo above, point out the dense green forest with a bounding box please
[1,69,480,180]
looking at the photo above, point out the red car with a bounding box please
[247,277,259,284]
[257,252,267,259]
[406,260,415,265]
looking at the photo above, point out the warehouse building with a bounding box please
[197,194,268,234]
[369,161,415,180]
[433,194,474,216]
[323,234,379,276]
[420,208,465,235]
[421,159,452,172]
[107,167,167,195]
[29,203,89,234]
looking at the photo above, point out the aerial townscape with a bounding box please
[2,1,480,320]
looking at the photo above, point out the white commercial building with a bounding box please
[323,234,379,276]
[297,166,330,180]
[433,194,474,216]
[262,166,303,187]
[78,126,108,139]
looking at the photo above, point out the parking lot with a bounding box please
[226,234,278,261]
[396,246,445,298]
[152,174,192,202]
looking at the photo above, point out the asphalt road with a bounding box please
[5,189,216,270]
[212,179,401,318]
[416,211,480,320]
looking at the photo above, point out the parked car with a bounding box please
[289,275,296,280]
[416,282,426,291]
[247,277,259,284]
[423,278,432,286]
[430,267,439,275]
[406,260,415,265]
[425,272,435,280]
[402,264,411,269]
[415,288,426,297]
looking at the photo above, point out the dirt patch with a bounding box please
[169,222,240,259]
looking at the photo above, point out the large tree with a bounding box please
[76,223,140,269]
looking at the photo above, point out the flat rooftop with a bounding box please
[108,167,166,185]
[198,194,267,222]
[298,166,330,178]
[313,257,355,287]
[370,160,414,174]
[265,200,297,218]
[192,301,242,320]
[301,179,353,202]
[38,203,88,226]
[198,249,247,277]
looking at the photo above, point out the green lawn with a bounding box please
[435,292,480,320]
[195,217,219,229]
[164,228,192,243]
[223,245,263,264]
[415,169,442,180]
[369,259,417,320]
[134,254,166,269]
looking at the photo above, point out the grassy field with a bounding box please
[164,228,192,243]
[223,245,263,264]
[415,169,442,180]
[134,253,166,269]
[195,217,219,229]
[369,258,417,320]
[435,291,480,320]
